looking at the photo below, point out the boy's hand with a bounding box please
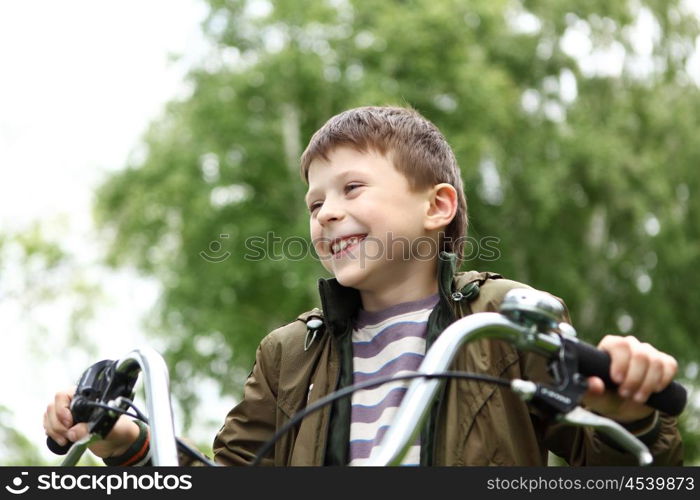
[43,388,141,459]
[582,335,678,423]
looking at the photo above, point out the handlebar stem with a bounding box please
[114,346,179,466]
[365,312,534,466]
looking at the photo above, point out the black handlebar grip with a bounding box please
[566,337,687,416]
[46,436,73,455]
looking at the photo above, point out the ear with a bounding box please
[424,183,458,231]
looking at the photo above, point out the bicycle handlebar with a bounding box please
[565,336,687,416]
[365,289,687,466]
[116,347,179,466]
[49,290,687,468]
[47,346,179,466]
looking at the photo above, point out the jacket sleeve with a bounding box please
[212,335,280,466]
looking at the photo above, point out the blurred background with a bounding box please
[1,0,699,465]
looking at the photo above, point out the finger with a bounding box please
[44,405,69,446]
[619,344,651,398]
[657,354,679,392]
[633,358,663,403]
[66,422,89,442]
[57,405,73,429]
[585,376,606,397]
[598,335,636,384]
[43,410,64,444]
[54,392,74,428]
[46,402,69,433]
[45,429,67,446]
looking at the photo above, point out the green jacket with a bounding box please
[212,253,683,466]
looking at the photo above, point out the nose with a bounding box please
[316,197,345,225]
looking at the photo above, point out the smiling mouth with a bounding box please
[330,234,367,257]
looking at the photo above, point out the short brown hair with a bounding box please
[300,106,468,262]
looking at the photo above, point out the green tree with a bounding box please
[94,0,700,460]
[0,222,105,464]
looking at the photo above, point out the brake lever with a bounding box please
[60,434,103,467]
[511,379,652,466]
[560,407,653,465]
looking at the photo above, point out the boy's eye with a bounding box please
[308,184,362,214]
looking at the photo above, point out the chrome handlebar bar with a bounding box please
[366,312,539,466]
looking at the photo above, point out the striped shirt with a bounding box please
[348,293,439,466]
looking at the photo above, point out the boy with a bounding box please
[44,106,682,465]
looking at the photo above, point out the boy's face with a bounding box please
[306,146,435,293]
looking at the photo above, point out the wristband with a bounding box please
[103,420,151,466]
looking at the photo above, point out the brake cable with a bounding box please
[251,371,511,466]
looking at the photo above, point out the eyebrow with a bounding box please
[304,190,317,206]
[304,170,361,205]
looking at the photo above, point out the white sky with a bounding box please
[0,0,235,463]
[0,1,208,230]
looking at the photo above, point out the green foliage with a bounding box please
[2,221,103,355]
[0,406,46,466]
[0,224,107,463]
[94,0,700,460]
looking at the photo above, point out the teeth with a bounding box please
[331,236,363,255]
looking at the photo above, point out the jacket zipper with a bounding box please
[318,330,343,465]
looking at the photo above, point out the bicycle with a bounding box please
[47,289,687,466]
